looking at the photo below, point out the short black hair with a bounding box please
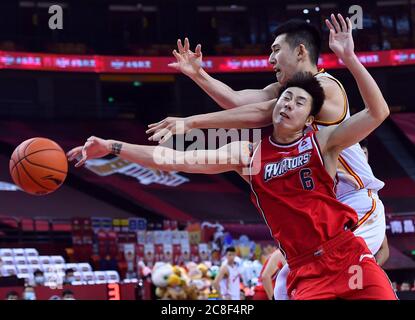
[34,269,43,276]
[280,72,325,117]
[62,289,74,297]
[274,19,321,65]
[225,247,236,253]
[65,268,74,274]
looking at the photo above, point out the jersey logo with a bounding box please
[264,152,311,181]
[298,137,313,153]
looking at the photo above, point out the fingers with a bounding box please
[147,122,168,138]
[147,118,166,129]
[325,18,335,32]
[330,13,341,33]
[172,49,183,62]
[177,39,185,54]
[346,17,352,33]
[75,158,86,168]
[149,128,172,142]
[75,151,87,167]
[337,14,347,32]
[159,131,173,145]
[66,147,82,162]
[195,44,202,57]
[146,124,163,135]
[74,140,92,167]
[168,62,179,69]
[184,37,190,52]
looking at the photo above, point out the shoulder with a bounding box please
[317,76,343,98]
[263,82,282,97]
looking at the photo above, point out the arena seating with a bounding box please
[0,247,120,286]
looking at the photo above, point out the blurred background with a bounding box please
[0,0,415,300]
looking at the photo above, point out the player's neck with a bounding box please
[297,63,319,76]
[271,127,304,145]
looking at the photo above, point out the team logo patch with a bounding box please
[298,137,313,153]
[264,152,311,181]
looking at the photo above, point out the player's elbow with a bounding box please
[383,105,391,119]
[377,102,390,120]
[369,103,390,123]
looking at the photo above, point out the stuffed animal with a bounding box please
[152,262,195,300]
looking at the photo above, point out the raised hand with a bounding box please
[146,117,192,144]
[325,14,355,60]
[168,38,203,78]
[66,136,110,167]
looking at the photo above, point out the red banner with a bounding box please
[0,49,414,74]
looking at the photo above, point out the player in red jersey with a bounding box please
[67,14,396,299]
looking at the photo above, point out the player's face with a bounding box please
[269,34,300,85]
[273,87,314,131]
[226,252,236,264]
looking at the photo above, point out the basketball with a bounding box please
[9,137,68,195]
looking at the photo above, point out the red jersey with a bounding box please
[249,131,358,260]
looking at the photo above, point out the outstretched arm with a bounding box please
[318,14,389,156]
[169,38,279,109]
[147,99,276,143]
[67,136,251,176]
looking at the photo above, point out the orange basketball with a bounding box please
[9,138,68,195]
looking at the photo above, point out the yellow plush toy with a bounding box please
[152,262,196,300]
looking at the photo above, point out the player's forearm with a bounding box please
[108,140,236,174]
[107,140,187,172]
[375,236,390,266]
[375,249,389,267]
[187,100,275,130]
[191,69,243,109]
[262,277,274,300]
[343,54,390,120]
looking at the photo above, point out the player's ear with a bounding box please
[305,115,314,127]
[297,44,307,61]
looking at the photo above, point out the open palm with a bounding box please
[168,38,203,78]
[325,14,355,60]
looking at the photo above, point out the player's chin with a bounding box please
[276,73,285,84]
[274,115,287,124]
